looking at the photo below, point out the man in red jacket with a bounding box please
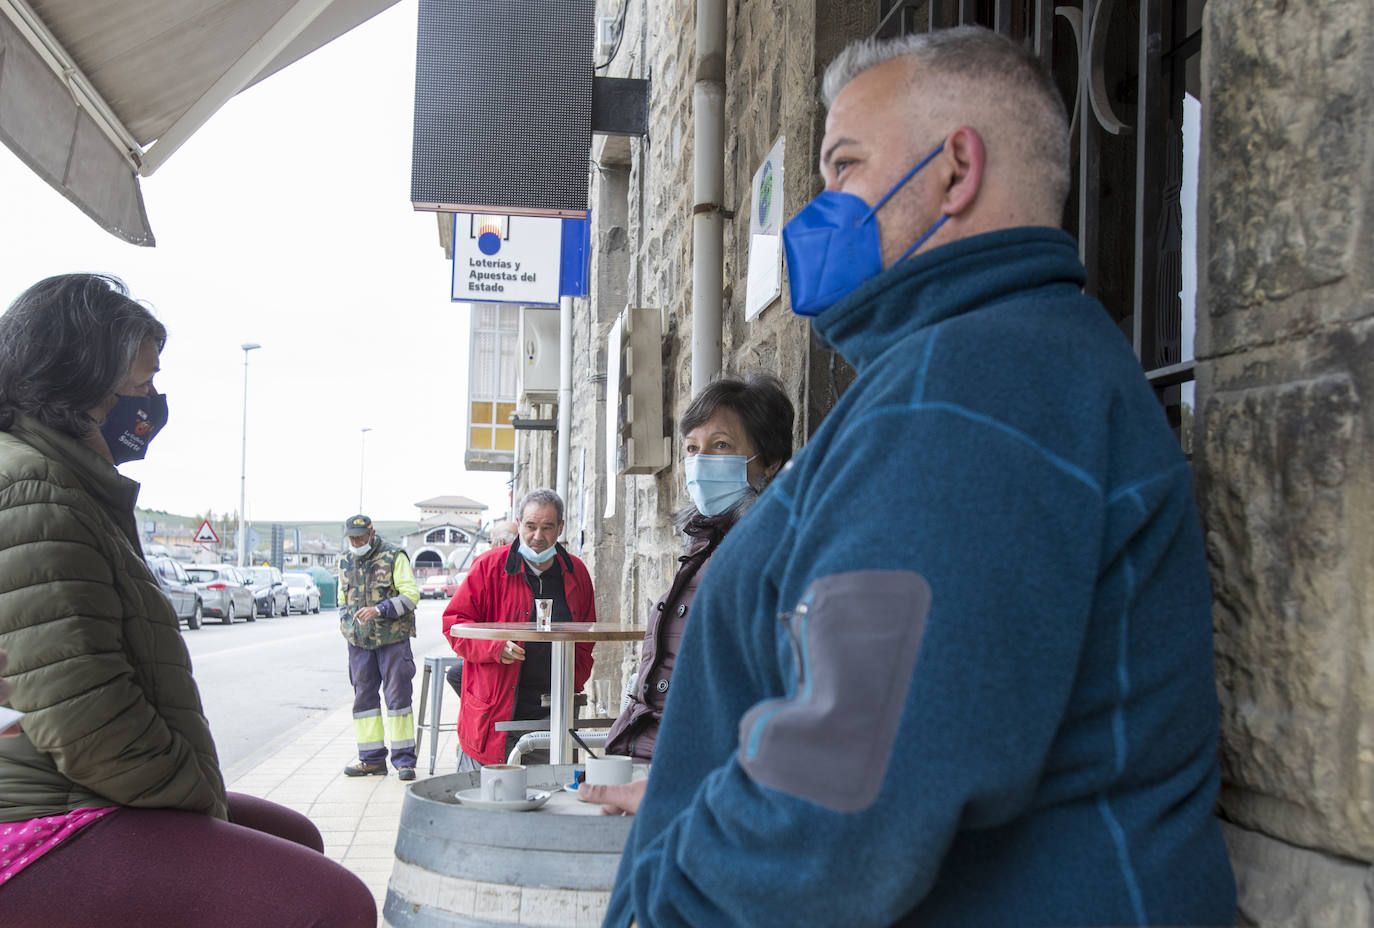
[442,489,596,770]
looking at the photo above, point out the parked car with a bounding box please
[420,574,453,600]
[242,566,290,617]
[184,564,256,625]
[444,571,467,599]
[144,554,202,630]
[283,571,322,614]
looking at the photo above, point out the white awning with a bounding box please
[0,0,399,245]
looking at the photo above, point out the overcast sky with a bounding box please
[0,0,514,526]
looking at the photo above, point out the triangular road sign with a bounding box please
[194,520,220,544]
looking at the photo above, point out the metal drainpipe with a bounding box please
[690,0,726,395]
[556,294,573,503]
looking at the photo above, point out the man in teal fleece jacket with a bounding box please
[604,26,1235,928]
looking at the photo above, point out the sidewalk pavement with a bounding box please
[225,668,461,926]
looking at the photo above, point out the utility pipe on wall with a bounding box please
[690,0,727,395]
[556,294,573,504]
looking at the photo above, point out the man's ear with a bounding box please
[940,126,985,216]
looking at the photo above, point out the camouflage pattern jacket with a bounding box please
[339,537,418,648]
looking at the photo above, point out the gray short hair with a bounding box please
[822,26,1071,218]
[0,274,166,436]
[518,488,564,523]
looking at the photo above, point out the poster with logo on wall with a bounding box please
[745,136,785,320]
[451,214,563,305]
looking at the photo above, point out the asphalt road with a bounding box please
[182,598,455,780]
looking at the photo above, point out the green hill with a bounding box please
[134,509,415,541]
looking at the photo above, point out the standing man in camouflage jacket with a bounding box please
[339,514,422,780]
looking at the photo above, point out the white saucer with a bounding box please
[453,788,553,811]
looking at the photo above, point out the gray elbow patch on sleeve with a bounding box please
[737,570,931,813]
[391,594,416,614]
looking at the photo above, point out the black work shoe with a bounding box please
[343,760,387,777]
[396,767,416,781]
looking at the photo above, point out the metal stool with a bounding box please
[416,655,462,774]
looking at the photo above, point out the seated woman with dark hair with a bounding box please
[0,274,375,927]
[584,374,795,814]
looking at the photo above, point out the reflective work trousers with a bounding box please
[349,639,417,768]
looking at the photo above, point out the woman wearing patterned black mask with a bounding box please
[0,274,375,926]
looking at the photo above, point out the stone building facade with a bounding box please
[1194,0,1374,922]
[498,0,1374,921]
[511,0,875,714]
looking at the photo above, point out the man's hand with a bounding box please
[580,778,646,815]
[499,641,526,664]
[355,606,380,622]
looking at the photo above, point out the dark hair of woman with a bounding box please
[0,274,166,435]
[679,373,795,470]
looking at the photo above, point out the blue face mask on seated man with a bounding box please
[519,541,558,565]
[782,141,950,317]
[100,392,169,465]
[685,453,757,517]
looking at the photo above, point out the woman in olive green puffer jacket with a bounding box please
[0,274,375,927]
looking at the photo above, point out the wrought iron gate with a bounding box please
[876,0,1204,436]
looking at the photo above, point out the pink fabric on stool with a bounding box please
[0,807,117,887]
[0,794,375,927]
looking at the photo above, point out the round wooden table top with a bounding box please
[447,621,643,643]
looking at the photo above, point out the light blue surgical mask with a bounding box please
[348,540,373,556]
[519,541,558,565]
[685,453,757,517]
[782,140,949,317]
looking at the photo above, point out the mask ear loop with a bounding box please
[860,140,947,224]
[896,213,951,263]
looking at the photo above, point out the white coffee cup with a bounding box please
[585,754,632,786]
[480,764,527,802]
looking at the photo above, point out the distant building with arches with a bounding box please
[401,495,489,574]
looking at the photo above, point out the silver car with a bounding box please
[243,566,291,617]
[185,564,257,625]
[145,554,202,631]
[282,571,322,614]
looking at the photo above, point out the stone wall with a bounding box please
[1196,0,1374,921]
[564,0,872,694]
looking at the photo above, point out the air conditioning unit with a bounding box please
[519,307,559,405]
[606,306,669,475]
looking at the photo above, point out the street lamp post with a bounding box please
[359,427,372,511]
[237,343,261,567]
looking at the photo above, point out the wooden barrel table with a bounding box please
[384,765,636,927]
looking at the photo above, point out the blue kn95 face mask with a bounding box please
[685,453,756,517]
[782,141,949,317]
